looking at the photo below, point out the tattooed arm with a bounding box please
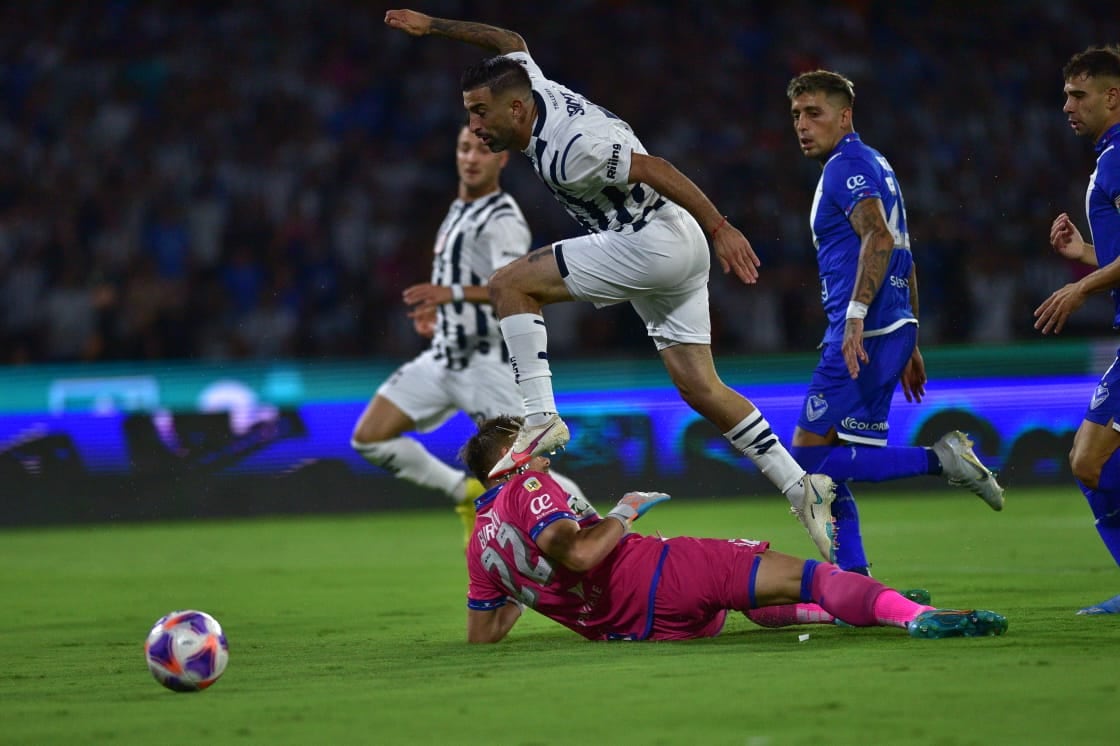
[385,9,528,54]
[841,197,896,379]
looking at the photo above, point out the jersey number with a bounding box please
[480,523,555,608]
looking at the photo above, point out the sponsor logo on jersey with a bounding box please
[524,477,542,492]
[841,417,888,432]
[606,143,622,179]
[529,493,555,516]
[846,174,867,190]
[806,394,828,422]
[561,91,585,117]
[1092,384,1109,410]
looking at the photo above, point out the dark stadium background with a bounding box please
[0,0,1117,522]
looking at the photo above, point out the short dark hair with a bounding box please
[787,70,855,107]
[1063,45,1120,82]
[459,415,523,483]
[461,56,532,97]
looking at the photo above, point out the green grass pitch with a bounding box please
[2,486,1118,745]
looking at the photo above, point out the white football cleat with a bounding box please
[790,473,837,561]
[932,431,1004,511]
[488,413,570,479]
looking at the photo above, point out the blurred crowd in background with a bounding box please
[1,0,1119,365]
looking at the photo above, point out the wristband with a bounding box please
[451,284,465,302]
[710,215,729,237]
[846,301,868,320]
[605,510,633,530]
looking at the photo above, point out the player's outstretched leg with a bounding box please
[747,589,932,628]
[783,558,1006,638]
[932,431,1005,510]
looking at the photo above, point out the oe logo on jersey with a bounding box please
[530,494,556,516]
[845,174,867,190]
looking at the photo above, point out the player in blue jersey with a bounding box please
[385,8,840,562]
[1035,46,1120,615]
[786,70,1004,574]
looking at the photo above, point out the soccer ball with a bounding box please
[144,610,229,692]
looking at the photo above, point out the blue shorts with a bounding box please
[796,323,917,445]
[1085,353,1120,432]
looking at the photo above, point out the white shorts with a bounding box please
[553,204,711,350]
[376,348,522,432]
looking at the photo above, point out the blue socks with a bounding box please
[791,444,937,483]
[1079,482,1120,567]
[831,483,868,572]
[1079,448,1120,567]
[791,443,940,573]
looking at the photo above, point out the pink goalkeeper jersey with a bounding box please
[466,471,670,641]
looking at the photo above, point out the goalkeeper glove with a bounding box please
[607,491,670,529]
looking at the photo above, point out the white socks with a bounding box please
[723,412,807,502]
[499,313,557,423]
[351,436,466,501]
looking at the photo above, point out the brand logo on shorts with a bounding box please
[1092,384,1109,410]
[840,417,888,432]
[806,395,828,422]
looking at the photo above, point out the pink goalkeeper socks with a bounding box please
[809,561,887,627]
[747,604,836,628]
[872,590,936,629]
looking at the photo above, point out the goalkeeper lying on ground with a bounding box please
[460,415,1008,643]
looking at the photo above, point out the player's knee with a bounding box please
[350,421,387,449]
[673,377,717,412]
[667,364,721,408]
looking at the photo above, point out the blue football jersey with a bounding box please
[1087,123,1120,328]
[810,133,916,344]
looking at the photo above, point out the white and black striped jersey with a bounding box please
[430,190,529,369]
[505,51,667,235]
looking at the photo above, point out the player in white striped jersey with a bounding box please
[386,9,839,561]
[351,126,586,546]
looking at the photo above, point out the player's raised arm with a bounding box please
[627,152,760,284]
[384,9,527,55]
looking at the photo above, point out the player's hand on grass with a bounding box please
[607,491,670,529]
[385,9,433,37]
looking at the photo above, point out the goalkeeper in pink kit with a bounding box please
[463,415,1007,643]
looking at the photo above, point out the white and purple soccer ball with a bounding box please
[144,610,229,692]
